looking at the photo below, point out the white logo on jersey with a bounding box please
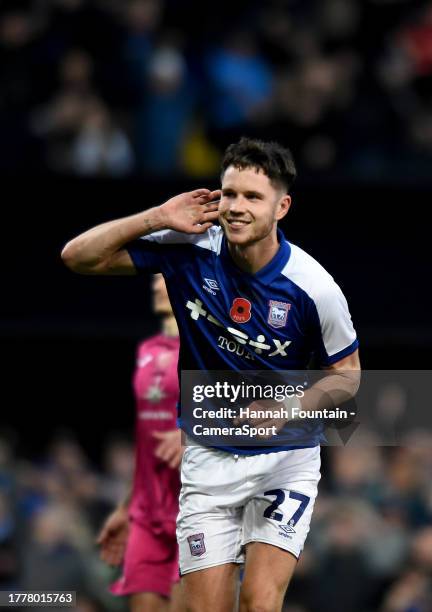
[156,352,173,368]
[202,278,220,296]
[138,410,172,420]
[144,376,167,403]
[137,355,153,368]
[204,278,219,290]
[186,298,292,358]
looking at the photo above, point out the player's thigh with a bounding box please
[130,592,169,612]
[182,563,240,612]
[169,582,187,612]
[239,542,297,612]
[178,445,246,575]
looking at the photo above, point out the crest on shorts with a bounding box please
[267,300,291,328]
[187,533,206,557]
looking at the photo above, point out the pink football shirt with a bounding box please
[129,334,180,527]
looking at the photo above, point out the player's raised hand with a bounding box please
[153,429,184,468]
[96,506,129,566]
[159,188,221,234]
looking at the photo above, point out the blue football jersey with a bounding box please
[126,226,358,454]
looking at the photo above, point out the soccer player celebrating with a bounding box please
[63,138,360,612]
[97,274,183,612]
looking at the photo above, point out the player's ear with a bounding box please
[275,195,291,221]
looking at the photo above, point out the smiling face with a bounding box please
[219,165,291,247]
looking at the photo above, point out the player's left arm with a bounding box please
[324,347,360,372]
[237,349,360,436]
[236,279,361,435]
[300,347,361,413]
[96,500,130,566]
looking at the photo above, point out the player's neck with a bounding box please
[228,232,280,274]
[162,315,179,337]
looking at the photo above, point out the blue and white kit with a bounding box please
[126,225,358,453]
[126,224,358,569]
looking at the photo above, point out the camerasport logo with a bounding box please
[230,297,252,323]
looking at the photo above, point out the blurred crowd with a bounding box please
[1,0,432,180]
[1,428,432,612]
[0,431,133,611]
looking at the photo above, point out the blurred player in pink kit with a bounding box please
[97,274,184,612]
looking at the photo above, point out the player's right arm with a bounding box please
[96,505,129,566]
[61,188,221,275]
[96,488,132,566]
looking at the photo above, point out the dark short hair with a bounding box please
[221,137,297,193]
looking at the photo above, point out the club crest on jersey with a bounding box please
[188,533,206,556]
[268,300,291,328]
[156,351,173,369]
[230,297,252,324]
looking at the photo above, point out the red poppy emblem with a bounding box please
[230,297,252,323]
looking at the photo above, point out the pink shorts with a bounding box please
[110,518,179,598]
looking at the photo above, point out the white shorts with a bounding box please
[177,445,321,575]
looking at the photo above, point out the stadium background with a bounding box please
[1,0,432,610]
